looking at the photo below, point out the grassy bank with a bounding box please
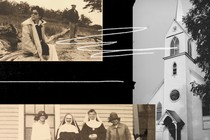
[0,15,101,38]
[0,15,65,36]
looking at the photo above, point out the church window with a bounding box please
[157,102,162,120]
[188,39,192,56]
[202,94,210,116]
[170,90,180,101]
[170,37,179,56]
[173,63,177,75]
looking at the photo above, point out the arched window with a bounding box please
[188,39,192,56]
[157,102,162,120]
[170,37,179,56]
[173,62,177,75]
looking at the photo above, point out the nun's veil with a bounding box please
[83,112,103,123]
[82,109,103,129]
[55,113,80,140]
[61,113,79,127]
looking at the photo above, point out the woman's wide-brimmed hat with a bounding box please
[34,111,48,121]
[108,112,120,122]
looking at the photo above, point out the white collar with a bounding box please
[86,119,102,129]
[22,18,46,26]
[34,20,43,26]
[60,123,79,133]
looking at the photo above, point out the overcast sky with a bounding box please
[133,0,192,103]
[9,0,102,25]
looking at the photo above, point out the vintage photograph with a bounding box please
[133,0,210,140]
[0,0,103,61]
[133,104,155,140]
[0,104,139,140]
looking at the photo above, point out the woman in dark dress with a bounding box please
[56,113,80,140]
[80,109,106,140]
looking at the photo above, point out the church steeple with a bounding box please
[175,0,184,22]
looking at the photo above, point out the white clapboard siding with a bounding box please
[59,104,134,139]
[0,105,19,140]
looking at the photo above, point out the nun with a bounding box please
[56,113,80,140]
[80,109,106,140]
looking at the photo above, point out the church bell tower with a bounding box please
[161,0,201,139]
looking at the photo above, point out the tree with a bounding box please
[0,0,13,15]
[91,24,102,30]
[62,8,69,19]
[78,14,92,27]
[83,0,102,12]
[183,1,210,98]
[18,1,30,15]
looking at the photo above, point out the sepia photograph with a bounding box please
[0,104,156,140]
[133,0,210,140]
[0,0,135,99]
[133,104,155,140]
[0,0,103,61]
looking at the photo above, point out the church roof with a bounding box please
[166,0,192,39]
[147,79,164,103]
[166,110,184,124]
[174,20,191,39]
[158,110,185,128]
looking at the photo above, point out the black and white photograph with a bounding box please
[0,104,140,140]
[133,0,210,140]
[0,0,103,61]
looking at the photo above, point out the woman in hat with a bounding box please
[31,111,51,140]
[106,112,131,140]
[80,109,106,140]
[55,113,80,140]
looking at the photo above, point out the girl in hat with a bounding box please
[55,113,80,140]
[31,111,51,140]
[106,112,131,140]
[80,109,106,140]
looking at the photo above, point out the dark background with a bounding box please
[0,0,136,103]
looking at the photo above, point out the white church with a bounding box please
[147,0,210,140]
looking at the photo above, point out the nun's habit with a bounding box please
[80,112,106,140]
[56,113,80,140]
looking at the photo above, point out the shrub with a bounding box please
[45,24,63,36]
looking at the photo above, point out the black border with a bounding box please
[0,0,136,103]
